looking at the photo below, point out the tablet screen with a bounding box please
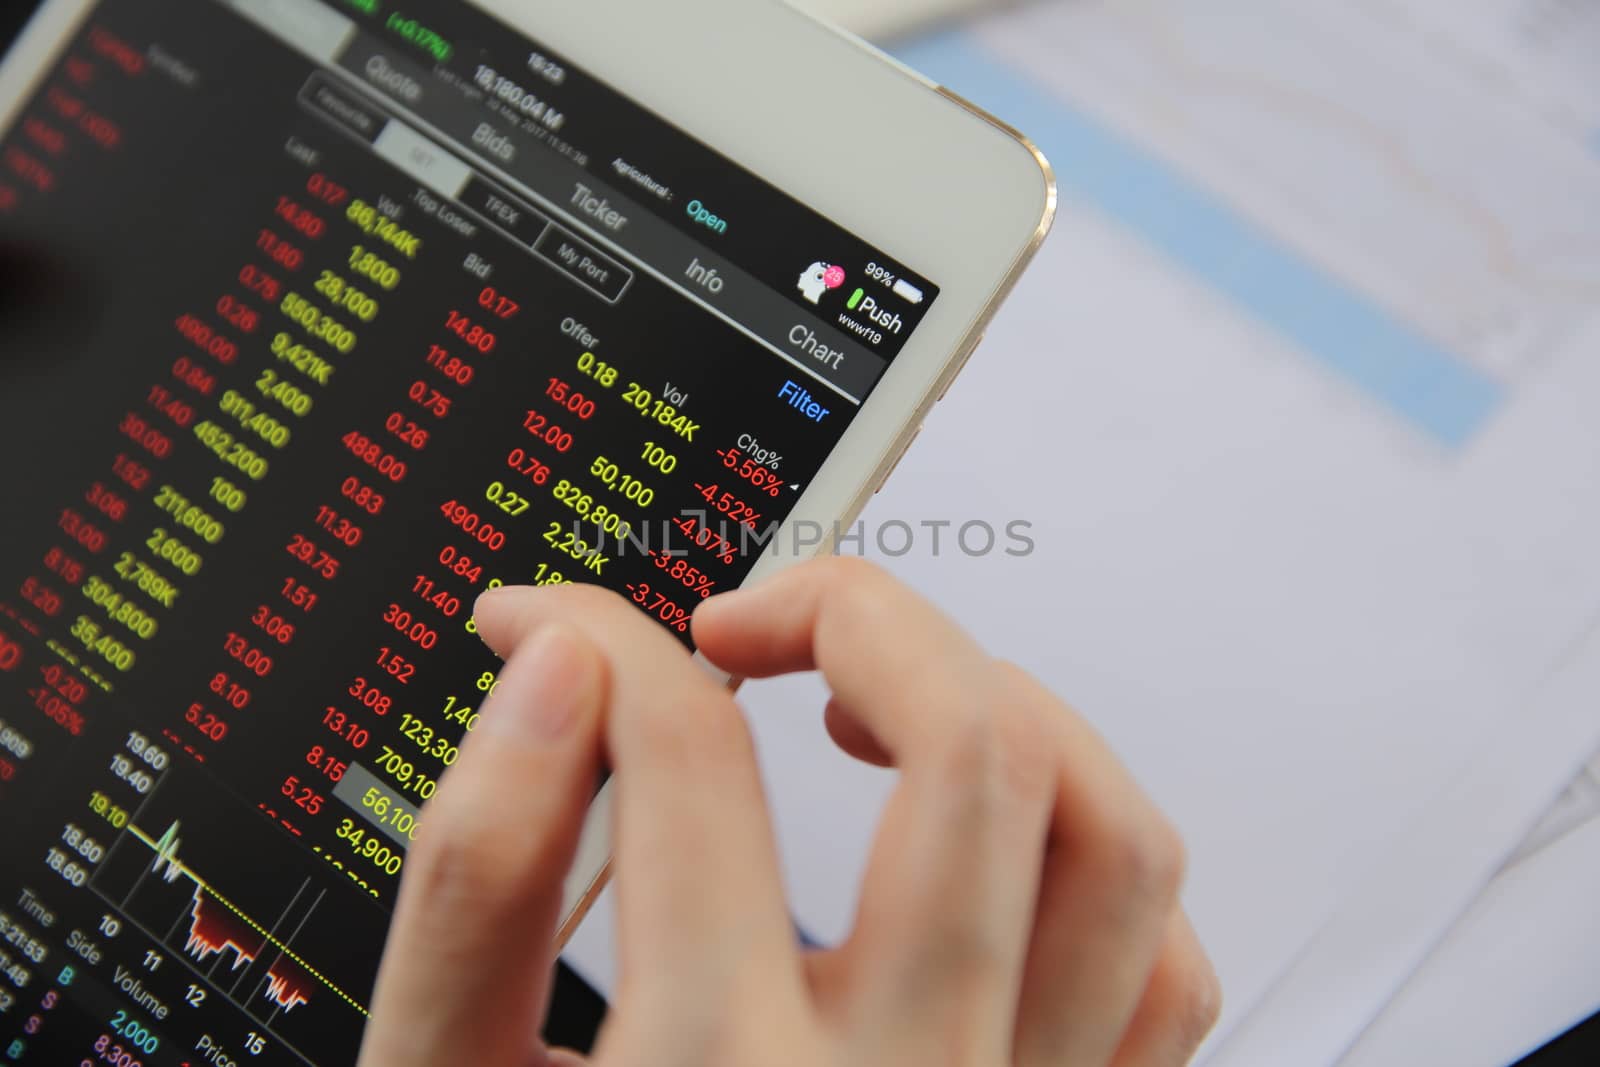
[0,1,939,1061]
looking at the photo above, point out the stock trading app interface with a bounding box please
[0,0,939,1063]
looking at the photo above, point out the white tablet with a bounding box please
[0,0,1052,1061]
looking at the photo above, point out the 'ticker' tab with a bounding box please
[569,182,629,233]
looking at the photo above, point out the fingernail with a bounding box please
[479,625,594,742]
[472,584,519,630]
[476,583,518,607]
[696,585,752,616]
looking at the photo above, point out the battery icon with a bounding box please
[892,278,925,305]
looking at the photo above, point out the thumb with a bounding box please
[359,625,607,1067]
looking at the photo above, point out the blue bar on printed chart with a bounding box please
[894,32,1505,448]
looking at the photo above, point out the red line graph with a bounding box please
[183,888,264,972]
[265,965,313,1013]
[137,821,324,1015]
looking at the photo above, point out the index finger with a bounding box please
[691,556,995,764]
[474,584,801,1001]
[693,558,1052,1051]
[695,559,1186,1063]
[361,627,604,1067]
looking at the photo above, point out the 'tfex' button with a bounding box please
[778,380,830,423]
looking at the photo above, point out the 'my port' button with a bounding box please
[778,380,830,423]
[533,227,632,303]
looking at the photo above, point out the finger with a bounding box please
[994,662,1188,1067]
[694,559,1053,1057]
[693,557,1002,764]
[1109,912,1223,1067]
[698,559,1187,1063]
[360,626,605,1067]
[476,585,802,1006]
[823,697,891,768]
[543,1049,591,1067]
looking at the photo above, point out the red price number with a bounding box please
[521,410,574,453]
[0,633,22,672]
[222,631,274,678]
[84,482,128,522]
[286,533,340,580]
[306,172,349,206]
[184,702,229,742]
[58,509,108,553]
[250,604,297,646]
[313,505,363,547]
[444,309,496,353]
[304,744,348,782]
[145,384,195,428]
[280,775,325,814]
[43,546,85,584]
[424,343,474,386]
[238,263,282,302]
[342,430,408,483]
[208,670,252,710]
[340,475,386,516]
[174,312,238,365]
[375,646,416,684]
[382,602,438,650]
[505,447,552,486]
[437,544,487,584]
[118,411,172,458]
[477,285,520,319]
[256,227,304,270]
[407,379,452,418]
[18,576,63,616]
[348,676,393,715]
[322,706,371,748]
[384,411,430,451]
[111,453,151,492]
[439,501,507,550]
[215,294,260,334]
[544,378,596,420]
[281,576,319,613]
[411,574,463,618]
[171,356,217,397]
[274,196,326,239]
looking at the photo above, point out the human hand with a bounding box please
[357,557,1220,1067]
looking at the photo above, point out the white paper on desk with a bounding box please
[568,4,1600,1056]
[1339,787,1600,1067]
[1211,609,1600,1065]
